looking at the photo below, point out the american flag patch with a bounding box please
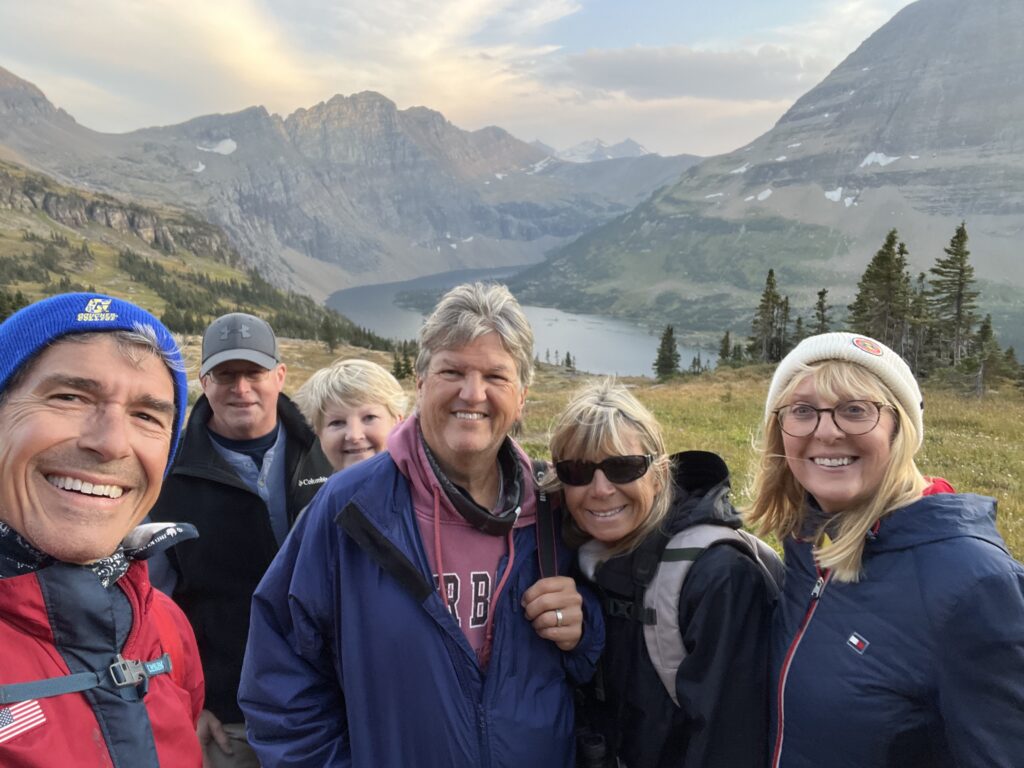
[0,700,46,744]
[847,632,870,655]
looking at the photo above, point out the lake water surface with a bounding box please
[327,267,714,377]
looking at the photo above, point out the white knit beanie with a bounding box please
[766,332,924,447]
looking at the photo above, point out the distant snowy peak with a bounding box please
[556,138,651,163]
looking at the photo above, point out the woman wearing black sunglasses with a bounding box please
[546,380,777,768]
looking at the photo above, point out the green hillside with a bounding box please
[0,158,387,349]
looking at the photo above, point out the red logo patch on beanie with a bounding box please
[852,337,883,356]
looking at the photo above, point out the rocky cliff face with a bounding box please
[513,0,1024,345]
[0,161,238,262]
[0,70,694,299]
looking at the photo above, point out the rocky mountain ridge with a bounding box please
[0,71,698,299]
[512,0,1024,348]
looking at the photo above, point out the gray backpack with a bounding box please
[642,524,784,705]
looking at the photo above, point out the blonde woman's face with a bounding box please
[780,376,895,514]
[318,402,400,472]
[561,429,660,544]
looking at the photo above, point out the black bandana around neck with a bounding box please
[420,433,524,536]
[0,521,130,588]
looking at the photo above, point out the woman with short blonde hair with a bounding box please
[749,332,1024,768]
[294,358,407,471]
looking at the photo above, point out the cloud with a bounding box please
[544,45,832,102]
[0,0,915,155]
[768,0,913,59]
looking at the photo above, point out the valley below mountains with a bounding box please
[2,0,1022,352]
[0,67,697,302]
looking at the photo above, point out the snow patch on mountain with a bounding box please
[860,151,900,168]
[825,187,843,202]
[196,139,237,155]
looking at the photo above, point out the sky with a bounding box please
[0,0,915,156]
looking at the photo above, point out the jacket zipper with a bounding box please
[771,565,831,768]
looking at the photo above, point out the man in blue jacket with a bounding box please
[240,283,603,767]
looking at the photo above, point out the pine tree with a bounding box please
[929,222,979,367]
[731,341,745,364]
[653,325,681,380]
[792,316,807,346]
[717,331,732,368]
[748,269,785,363]
[847,229,912,352]
[813,288,831,334]
[972,314,1005,392]
[320,315,341,352]
[906,272,935,376]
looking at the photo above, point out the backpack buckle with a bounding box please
[109,653,173,688]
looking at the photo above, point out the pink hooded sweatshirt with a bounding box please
[388,415,537,666]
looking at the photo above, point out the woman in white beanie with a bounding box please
[747,332,1024,768]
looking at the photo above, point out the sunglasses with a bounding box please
[554,455,654,486]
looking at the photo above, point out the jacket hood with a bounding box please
[665,451,742,532]
[869,492,1005,554]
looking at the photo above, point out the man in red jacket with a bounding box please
[0,293,204,767]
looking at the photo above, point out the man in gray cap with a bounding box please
[150,312,332,768]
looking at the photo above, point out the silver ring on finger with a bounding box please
[554,608,564,628]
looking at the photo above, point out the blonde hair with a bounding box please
[546,379,673,555]
[746,360,927,582]
[294,359,408,433]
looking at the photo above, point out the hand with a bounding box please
[198,709,233,766]
[522,575,584,651]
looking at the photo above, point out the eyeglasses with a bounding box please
[775,400,889,437]
[205,368,272,385]
[554,455,654,486]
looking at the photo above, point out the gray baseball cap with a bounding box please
[200,312,279,377]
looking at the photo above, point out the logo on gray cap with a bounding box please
[200,313,279,376]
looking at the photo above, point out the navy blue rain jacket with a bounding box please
[770,492,1024,768]
[239,452,604,767]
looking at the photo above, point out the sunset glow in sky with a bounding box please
[0,0,914,156]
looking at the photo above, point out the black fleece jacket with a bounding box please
[580,451,777,768]
[149,393,332,722]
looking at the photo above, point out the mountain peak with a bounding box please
[0,66,59,120]
[557,138,650,163]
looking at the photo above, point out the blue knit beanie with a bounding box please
[0,293,188,469]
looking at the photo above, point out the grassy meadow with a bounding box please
[516,365,1024,559]
[173,335,1023,560]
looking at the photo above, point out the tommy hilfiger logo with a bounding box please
[77,298,117,322]
[847,632,870,654]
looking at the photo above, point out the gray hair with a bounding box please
[295,358,408,433]
[415,282,534,389]
[0,325,183,407]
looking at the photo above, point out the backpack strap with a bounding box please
[532,460,559,579]
[149,593,188,689]
[0,654,173,705]
[642,524,783,706]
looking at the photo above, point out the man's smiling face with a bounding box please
[415,332,525,486]
[0,335,174,564]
